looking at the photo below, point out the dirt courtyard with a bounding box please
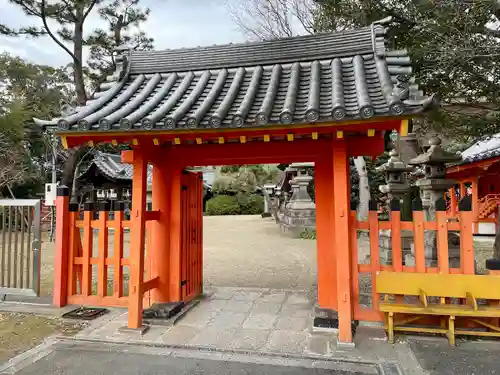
[202,215,317,290]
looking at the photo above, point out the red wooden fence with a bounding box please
[350,196,475,322]
[55,170,204,310]
[65,201,154,308]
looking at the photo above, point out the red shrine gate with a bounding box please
[39,20,447,344]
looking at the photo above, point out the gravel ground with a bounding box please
[203,215,317,290]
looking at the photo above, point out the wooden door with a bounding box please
[180,171,203,302]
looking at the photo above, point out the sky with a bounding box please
[0,0,251,67]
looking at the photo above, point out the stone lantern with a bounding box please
[378,149,414,201]
[262,183,276,216]
[280,163,316,234]
[288,168,315,210]
[409,137,461,218]
[377,149,414,264]
[408,136,462,266]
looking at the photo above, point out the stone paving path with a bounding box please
[76,288,326,355]
[70,286,425,375]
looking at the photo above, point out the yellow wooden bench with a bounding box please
[376,271,500,345]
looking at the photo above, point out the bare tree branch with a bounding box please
[10,0,41,17]
[83,0,98,21]
[226,0,313,40]
[40,0,77,62]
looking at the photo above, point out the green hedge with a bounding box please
[205,193,264,216]
[205,195,241,215]
[236,193,264,215]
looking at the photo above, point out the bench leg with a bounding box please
[448,316,455,346]
[388,312,394,343]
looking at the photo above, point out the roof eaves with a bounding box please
[33,18,437,134]
[33,48,132,129]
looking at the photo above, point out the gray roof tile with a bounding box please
[459,133,500,164]
[81,152,212,189]
[34,19,436,132]
[90,152,153,184]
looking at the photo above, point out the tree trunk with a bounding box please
[61,145,88,194]
[494,208,500,260]
[354,156,370,220]
[62,7,87,198]
[73,16,87,105]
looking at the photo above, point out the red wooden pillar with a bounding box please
[459,198,475,274]
[333,139,353,343]
[53,186,70,307]
[449,187,457,216]
[315,151,337,310]
[169,164,183,302]
[127,149,147,329]
[150,158,172,303]
[459,182,466,199]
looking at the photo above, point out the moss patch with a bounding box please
[0,312,85,364]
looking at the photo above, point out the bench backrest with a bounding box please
[376,271,500,300]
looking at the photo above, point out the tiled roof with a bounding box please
[79,152,153,185]
[80,152,213,190]
[460,133,500,164]
[34,18,435,133]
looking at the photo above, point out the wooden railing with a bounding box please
[478,194,500,219]
[62,201,154,308]
[349,196,474,322]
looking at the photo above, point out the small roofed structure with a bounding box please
[77,151,213,207]
[447,134,500,234]
[77,151,152,197]
[41,18,438,345]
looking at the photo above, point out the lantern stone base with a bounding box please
[279,207,316,235]
[378,230,413,264]
[404,232,461,268]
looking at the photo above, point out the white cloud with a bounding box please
[0,0,246,67]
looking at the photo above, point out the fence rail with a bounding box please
[350,196,474,322]
[0,199,41,297]
[64,201,153,308]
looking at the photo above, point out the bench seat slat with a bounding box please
[376,272,500,300]
[380,303,500,317]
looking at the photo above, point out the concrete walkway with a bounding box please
[0,339,392,375]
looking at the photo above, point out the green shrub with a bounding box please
[212,175,236,195]
[205,195,241,216]
[299,229,317,240]
[237,193,264,215]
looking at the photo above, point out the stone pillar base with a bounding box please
[280,207,316,235]
[378,229,413,265]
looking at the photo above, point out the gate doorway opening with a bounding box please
[200,163,317,293]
